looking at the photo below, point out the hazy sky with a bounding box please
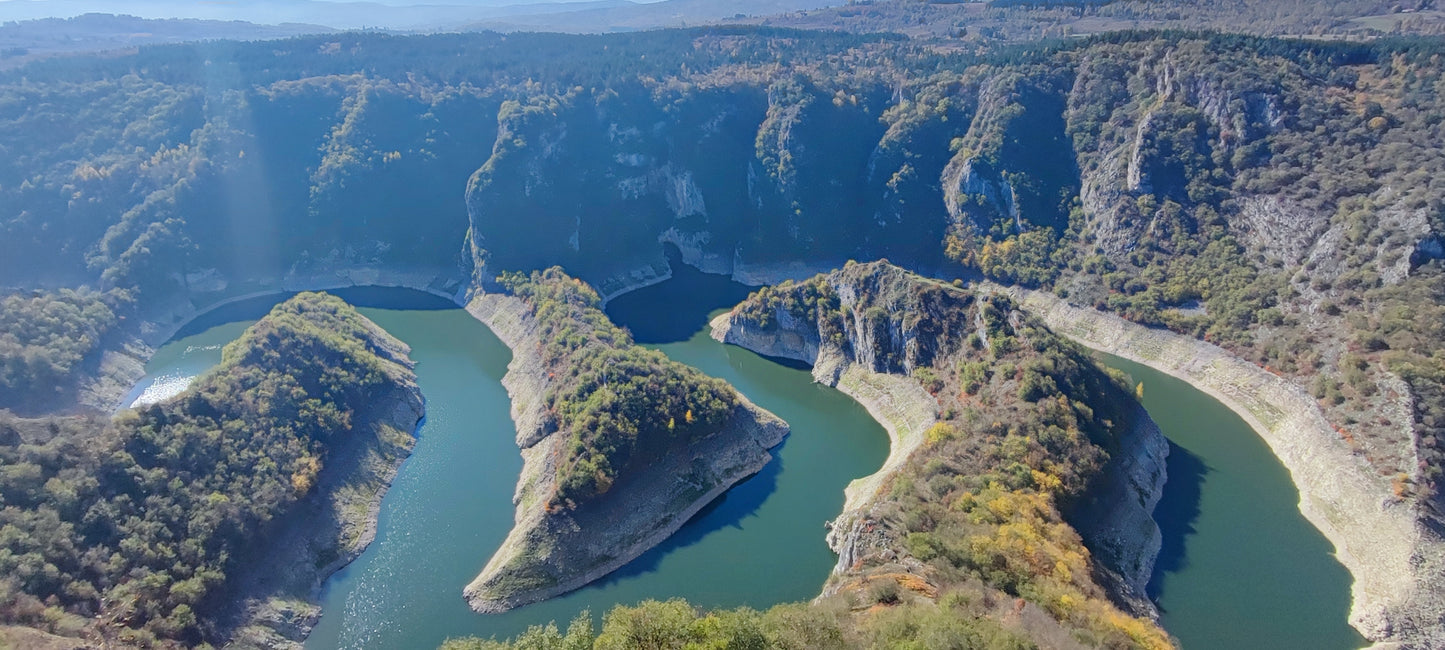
[0,0,670,30]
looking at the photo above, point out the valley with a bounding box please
[1,9,1443,650]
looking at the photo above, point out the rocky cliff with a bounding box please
[5,27,1445,647]
[712,261,1169,621]
[226,307,426,649]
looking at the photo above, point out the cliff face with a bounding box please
[462,278,788,613]
[1004,284,1445,649]
[462,81,949,297]
[6,29,1445,647]
[1067,405,1169,607]
[712,261,1169,623]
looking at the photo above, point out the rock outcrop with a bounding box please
[1001,284,1445,648]
[1067,405,1169,611]
[711,262,1168,614]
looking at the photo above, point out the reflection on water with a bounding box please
[126,280,1367,650]
[130,372,196,407]
[130,282,888,650]
[1099,352,1364,650]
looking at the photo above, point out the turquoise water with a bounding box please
[1099,353,1364,650]
[131,285,887,649]
[130,277,1366,650]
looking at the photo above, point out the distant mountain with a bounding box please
[0,13,332,67]
[0,0,842,32]
[0,0,632,30]
[460,0,841,32]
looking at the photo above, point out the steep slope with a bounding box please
[2,27,1445,646]
[713,261,1171,648]
[0,292,424,648]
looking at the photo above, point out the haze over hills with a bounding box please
[1,1,1445,649]
[0,0,840,31]
[0,13,334,67]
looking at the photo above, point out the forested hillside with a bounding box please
[464,268,788,614]
[0,16,1443,649]
[0,292,422,647]
[448,262,1174,650]
[498,268,739,510]
[729,262,1173,649]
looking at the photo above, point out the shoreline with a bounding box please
[77,267,449,648]
[463,290,790,613]
[992,282,1430,647]
[707,282,1168,610]
[463,400,787,613]
[708,307,937,572]
[83,265,466,414]
[81,256,1427,646]
[156,302,428,649]
[229,388,425,649]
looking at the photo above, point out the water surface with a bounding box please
[130,277,1365,650]
[1099,353,1364,650]
[131,283,888,649]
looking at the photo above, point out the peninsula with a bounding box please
[462,268,788,612]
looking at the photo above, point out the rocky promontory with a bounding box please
[713,261,1170,626]
[463,269,788,613]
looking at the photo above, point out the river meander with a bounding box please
[127,273,1363,650]
[1098,353,1363,650]
[128,284,888,649]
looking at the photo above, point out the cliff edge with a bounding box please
[1001,283,1445,648]
[713,261,1170,626]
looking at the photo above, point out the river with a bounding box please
[127,272,1364,649]
[127,283,887,649]
[1098,353,1364,650]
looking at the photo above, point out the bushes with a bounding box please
[445,599,848,650]
[0,292,408,645]
[443,595,1045,650]
[0,288,122,409]
[501,269,737,509]
[725,264,1167,646]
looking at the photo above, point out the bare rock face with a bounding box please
[1007,285,1445,649]
[712,262,1169,616]
[1067,405,1169,615]
[1234,195,1328,267]
[462,396,787,613]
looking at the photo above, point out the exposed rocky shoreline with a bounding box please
[708,268,1169,615]
[707,310,936,535]
[76,256,1430,647]
[463,292,789,613]
[999,284,1444,648]
[1068,404,1169,613]
[227,357,425,649]
[68,273,436,649]
[115,301,427,650]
